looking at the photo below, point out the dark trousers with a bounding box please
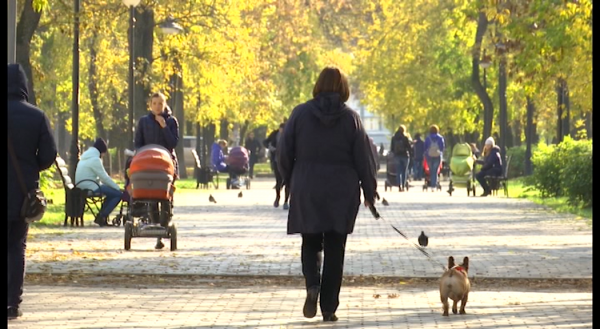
[301,232,348,314]
[273,161,290,203]
[7,219,29,308]
[248,155,258,178]
[476,168,502,192]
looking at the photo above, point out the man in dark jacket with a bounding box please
[263,123,289,209]
[7,63,57,320]
[278,66,378,322]
[475,136,503,196]
[134,92,179,249]
[390,125,412,191]
[412,133,425,180]
[244,131,262,179]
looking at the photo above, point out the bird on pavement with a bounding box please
[209,194,217,203]
[381,198,389,206]
[418,231,429,247]
[238,191,243,198]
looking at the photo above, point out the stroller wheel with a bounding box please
[169,225,177,251]
[112,216,122,227]
[124,222,133,251]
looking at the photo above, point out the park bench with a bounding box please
[485,155,511,197]
[55,156,106,226]
[191,149,219,189]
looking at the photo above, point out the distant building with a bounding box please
[347,95,392,153]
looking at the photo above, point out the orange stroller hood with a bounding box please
[129,145,175,177]
[129,145,175,200]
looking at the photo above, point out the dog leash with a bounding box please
[368,204,448,272]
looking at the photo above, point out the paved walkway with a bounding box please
[25,179,592,279]
[10,178,592,328]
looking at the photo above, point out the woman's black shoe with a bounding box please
[303,286,319,318]
[322,313,338,322]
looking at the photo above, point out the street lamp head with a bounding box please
[160,16,184,35]
[122,0,140,7]
[479,60,492,69]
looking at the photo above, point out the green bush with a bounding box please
[556,137,592,207]
[525,137,592,206]
[506,144,538,179]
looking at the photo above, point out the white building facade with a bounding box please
[347,96,392,154]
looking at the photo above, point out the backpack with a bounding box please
[427,138,441,157]
[393,136,408,155]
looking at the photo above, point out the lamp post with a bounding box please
[496,41,508,173]
[122,0,140,150]
[8,0,17,63]
[159,16,185,176]
[69,0,81,178]
[479,49,491,91]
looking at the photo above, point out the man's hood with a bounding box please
[308,92,346,127]
[7,63,29,101]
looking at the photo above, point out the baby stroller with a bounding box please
[384,153,410,191]
[226,146,251,190]
[422,157,442,191]
[112,150,134,227]
[447,143,476,196]
[123,144,177,251]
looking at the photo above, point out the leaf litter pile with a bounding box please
[25,273,591,293]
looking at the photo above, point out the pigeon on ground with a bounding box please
[238,191,243,198]
[209,194,217,203]
[381,198,389,206]
[418,231,429,247]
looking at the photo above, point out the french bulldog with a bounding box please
[439,256,470,316]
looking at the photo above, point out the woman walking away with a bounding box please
[390,124,412,191]
[278,66,378,322]
[423,124,445,191]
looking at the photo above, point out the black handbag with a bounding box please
[8,136,47,223]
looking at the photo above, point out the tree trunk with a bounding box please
[220,118,229,144]
[239,120,250,147]
[134,7,154,122]
[471,11,494,145]
[586,111,592,139]
[16,0,43,105]
[563,79,570,140]
[175,70,187,178]
[524,96,534,176]
[202,123,216,167]
[556,78,566,142]
[87,31,106,140]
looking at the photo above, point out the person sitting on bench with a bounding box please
[475,137,502,197]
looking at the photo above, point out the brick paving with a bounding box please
[9,177,593,328]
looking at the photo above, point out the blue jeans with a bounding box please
[95,185,123,218]
[413,159,424,180]
[395,156,409,188]
[426,156,441,188]
[7,218,29,308]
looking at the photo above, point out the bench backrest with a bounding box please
[55,156,75,190]
[190,149,201,168]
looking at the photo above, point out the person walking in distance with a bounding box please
[263,123,290,209]
[278,66,378,322]
[244,131,262,179]
[424,124,445,191]
[7,63,58,320]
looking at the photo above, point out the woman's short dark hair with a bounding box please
[429,124,439,134]
[312,66,350,102]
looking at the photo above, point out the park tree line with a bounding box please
[15,0,591,176]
